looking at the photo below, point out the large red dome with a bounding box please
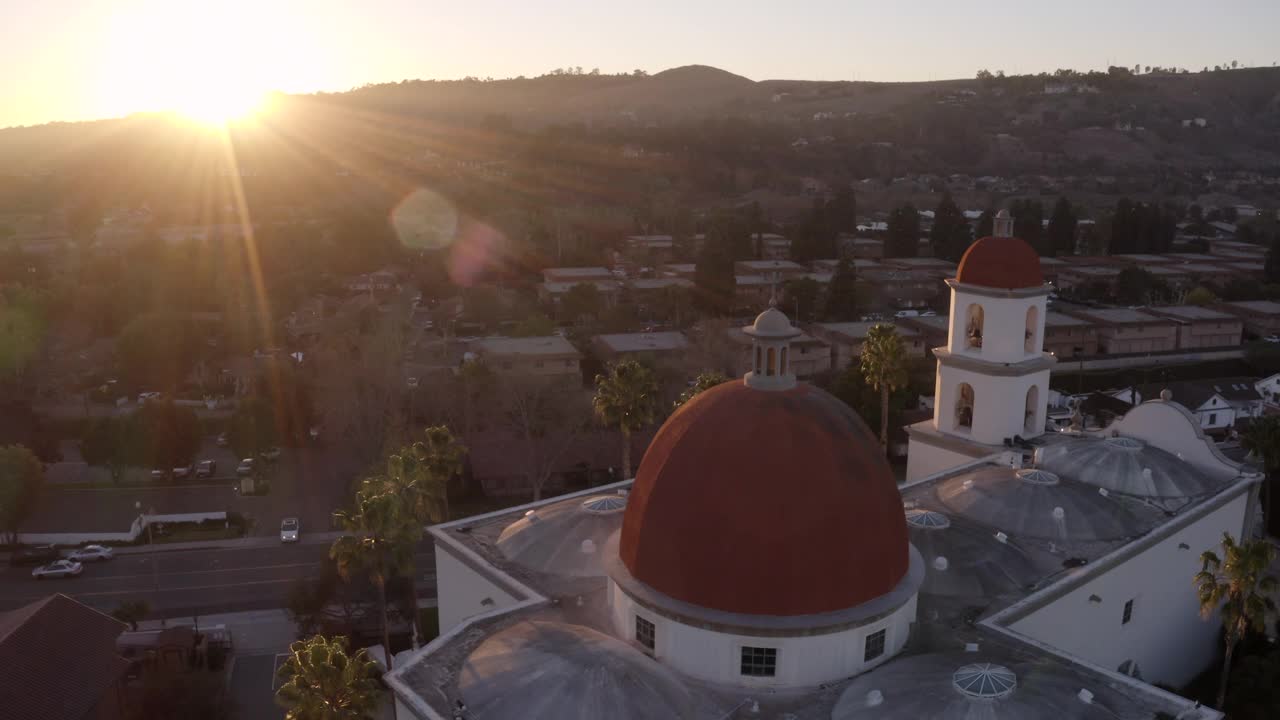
[956,235,1045,289]
[618,380,909,616]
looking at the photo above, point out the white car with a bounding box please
[137,391,163,404]
[66,545,114,563]
[236,458,256,476]
[172,464,194,479]
[32,560,84,579]
[262,447,282,462]
[280,517,300,543]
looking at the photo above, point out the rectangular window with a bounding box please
[864,629,886,662]
[1208,413,1217,425]
[740,646,777,677]
[635,616,655,651]
[1122,599,1134,625]
[535,361,544,369]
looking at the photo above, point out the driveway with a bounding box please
[230,654,286,720]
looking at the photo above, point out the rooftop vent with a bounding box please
[994,531,1009,544]
[1104,436,1144,451]
[524,510,539,524]
[1077,689,1094,704]
[953,663,1017,700]
[965,643,980,653]
[1016,468,1060,485]
[933,556,950,571]
[906,509,952,530]
[580,539,596,554]
[866,690,884,707]
[581,495,628,515]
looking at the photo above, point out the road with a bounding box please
[0,542,437,618]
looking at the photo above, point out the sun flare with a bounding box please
[173,84,268,126]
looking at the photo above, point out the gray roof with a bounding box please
[1036,437,1227,499]
[1221,300,1280,314]
[814,321,921,340]
[1044,312,1092,327]
[1070,308,1167,325]
[458,620,698,719]
[496,495,628,577]
[475,336,580,358]
[1146,305,1236,321]
[543,267,612,277]
[934,466,1152,542]
[906,510,1042,599]
[594,332,689,354]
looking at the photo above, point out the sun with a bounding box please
[173,83,268,126]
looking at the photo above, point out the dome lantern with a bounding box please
[742,303,801,391]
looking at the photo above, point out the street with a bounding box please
[0,541,437,618]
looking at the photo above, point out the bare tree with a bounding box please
[498,378,591,501]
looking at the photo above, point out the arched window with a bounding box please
[1024,306,1039,353]
[966,304,984,350]
[780,346,789,375]
[1024,385,1040,434]
[956,383,975,430]
[766,347,777,376]
[755,346,762,374]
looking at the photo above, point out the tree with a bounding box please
[111,599,150,631]
[782,277,822,323]
[1185,286,1219,306]
[560,283,603,324]
[1010,200,1047,255]
[227,398,279,460]
[404,425,467,523]
[0,445,43,545]
[975,208,995,239]
[822,258,860,321]
[330,481,419,671]
[1046,197,1078,256]
[461,286,505,329]
[1265,235,1280,285]
[115,311,202,391]
[694,226,738,315]
[826,186,857,234]
[275,635,381,720]
[860,325,909,451]
[593,360,659,479]
[125,401,201,469]
[499,378,591,500]
[1196,533,1278,710]
[885,204,920,258]
[1241,415,1280,536]
[930,194,973,262]
[1115,267,1168,305]
[511,313,556,337]
[674,371,729,409]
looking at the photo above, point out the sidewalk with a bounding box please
[112,530,347,556]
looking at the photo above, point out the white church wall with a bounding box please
[609,580,916,688]
[1006,488,1250,688]
[435,545,520,632]
[1108,401,1242,478]
[904,438,980,482]
[946,289,1048,365]
[935,364,1050,444]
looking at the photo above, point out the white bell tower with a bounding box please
[743,303,801,392]
[906,210,1056,480]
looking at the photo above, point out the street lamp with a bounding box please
[407,377,419,424]
[135,501,163,627]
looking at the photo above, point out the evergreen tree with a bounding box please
[930,194,973,262]
[1266,236,1280,285]
[1110,198,1137,254]
[822,258,860,321]
[790,198,837,262]
[826,186,858,234]
[694,235,737,316]
[1046,197,1078,256]
[885,204,920,258]
[1010,199,1047,255]
[975,208,995,239]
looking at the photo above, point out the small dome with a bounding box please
[936,465,1150,542]
[460,621,696,719]
[498,496,626,577]
[1036,438,1220,499]
[744,306,799,339]
[620,381,908,616]
[906,511,1040,599]
[956,236,1044,290]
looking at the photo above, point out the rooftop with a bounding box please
[594,331,689,354]
[474,335,580,358]
[1044,311,1093,327]
[1147,305,1237,321]
[542,266,613,277]
[735,260,806,271]
[1219,300,1280,314]
[1068,308,1168,325]
[813,321,922,339]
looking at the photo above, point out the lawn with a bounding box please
[152,525,244,544]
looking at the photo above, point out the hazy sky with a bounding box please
[3,0,1278,128]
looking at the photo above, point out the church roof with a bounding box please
[956,235,1045,289]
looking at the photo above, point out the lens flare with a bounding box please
[391,188,458,250]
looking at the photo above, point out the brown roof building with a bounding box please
[1146,306,1244,349]
[1216,300,1280,338]
[1042,312,1099,358]
[1063,308,1178,354]
[0,594,130,720]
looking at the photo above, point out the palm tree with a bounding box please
[860,324,909,451]
[407,425,468,523]
[1195,532,1278,710]
[1241,416,1280,534]
[330,481,419,671]
[593,360,659,479]
[674,371,729,409]
[275,635,381,720]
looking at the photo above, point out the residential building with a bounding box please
[1255,373,1280,407]
[0,594,130,720]
[660,263,697,279]
[1054,264,1122,291]
[898,315,949,353]
[472,336,581,380]
[18,486,237,545]
[1042,312,1099,357]
[754,233,791,260]
[860,269,944,310]
[592,332,689,362]
[880,257,957,275]
[536,280,621,306]
[733,275,777,309]
[1215,300,1280,338]
[1146,306,1243,349]
[1129,378,1263,434]
[541,267,615,284]
[1063,308,1178,354]
[733,260,807,282]
[808,321,927,369]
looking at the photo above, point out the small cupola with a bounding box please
[742,303,801,391]
[993,208,1014,238]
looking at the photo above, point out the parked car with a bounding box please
[195,460,217,478]
[280,517,300,543]
[137,391,163,404]
[10,545,59,566]
[236,458,256,476]
[1265,335,1280,344]
[262,447,282,462]
[66,545,114,563]
[216,432,229,448]
[894,309,920,318]
[32,560,83,579]
[172,464,194,479]
[150,468,167,480]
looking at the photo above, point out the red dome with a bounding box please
[956,235,1044,289]
[619,380,909,616]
